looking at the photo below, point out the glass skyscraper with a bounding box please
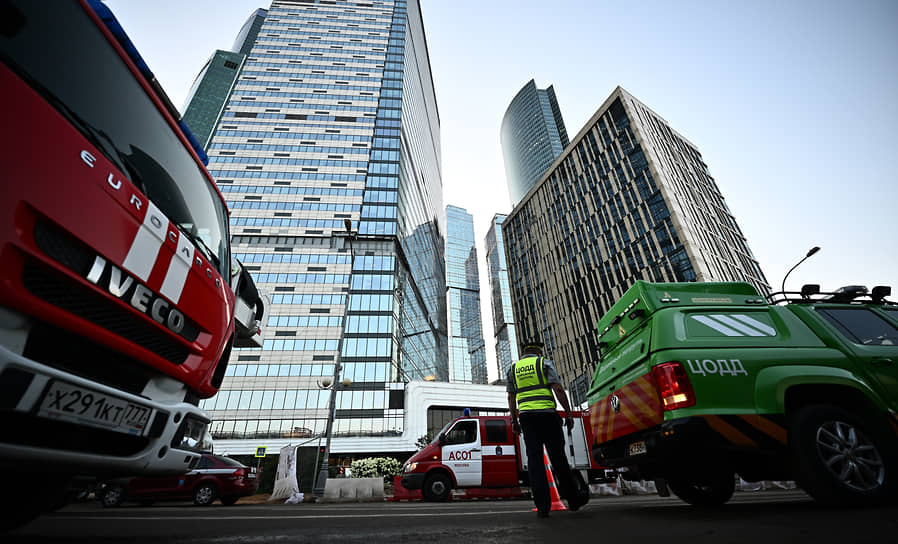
[503,87,769,405]
[484,214,518,380]
[500,79,569,206]
[197,0,447,445]
[182,9,268,149]
[445,205,486,384]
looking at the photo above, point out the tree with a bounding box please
[415,434,433,451]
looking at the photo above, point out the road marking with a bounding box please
[56,492,812,522]
[56,510,534,521]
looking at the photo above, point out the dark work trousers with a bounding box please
[519,411,578,513]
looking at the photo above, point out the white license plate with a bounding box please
[628,441,647,456]
[38,381,152,435]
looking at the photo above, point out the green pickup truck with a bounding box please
[587,281,897,505]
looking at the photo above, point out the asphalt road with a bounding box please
[7,490,897,544]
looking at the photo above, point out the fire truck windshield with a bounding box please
[0,1,230,277]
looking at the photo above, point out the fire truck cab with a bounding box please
[0,0,265,529]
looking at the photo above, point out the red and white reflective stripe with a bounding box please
[121,200,195,305]
[122,201,167,282]
[483,445,516,457]
[160,231,194,304]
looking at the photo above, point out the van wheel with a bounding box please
[194,483,217,506]
[422,473,451,502]
[667,470,735,506]
[791,404,895,505]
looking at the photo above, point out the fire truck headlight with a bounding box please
[172,415,213,453]
[404,462,418,473]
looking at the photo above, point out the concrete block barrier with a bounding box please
[322,478,385,502]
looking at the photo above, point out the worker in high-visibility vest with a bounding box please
[507,341,588,518]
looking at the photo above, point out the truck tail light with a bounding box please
[652,362,695,411]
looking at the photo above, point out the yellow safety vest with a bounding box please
[513,356,556,411]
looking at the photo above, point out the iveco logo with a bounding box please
[86,254,186,334]
[610,395,621,413]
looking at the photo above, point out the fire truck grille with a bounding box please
[22,261,189,365]
[33,220,95,277]
[24,320,156,396]
[32,221,201,344]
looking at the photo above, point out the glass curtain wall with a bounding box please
[198,0,446,441]
[446,205,487,384]
[485,214,519,379]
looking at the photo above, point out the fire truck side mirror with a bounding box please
[438,434,446,447]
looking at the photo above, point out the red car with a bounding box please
[100,454,259,507]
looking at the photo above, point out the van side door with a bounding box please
[480,418,517,487]
[441,419,482,487]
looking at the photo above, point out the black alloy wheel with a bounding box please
[791,404,896,505]
[100,486,124,508]
[193,483,217,506]
[422,473,452,502]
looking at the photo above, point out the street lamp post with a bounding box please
[313,219,355,498]
[781,246,821,294]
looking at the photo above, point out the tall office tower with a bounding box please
[484,214,519,380]
[500,79,569,207]
[231,7,269,56]
[445,206,487,384]
[182,8,268,148]
[198,0,447,446]
[503,87,770,404]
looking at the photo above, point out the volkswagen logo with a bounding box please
[610,395,621,413]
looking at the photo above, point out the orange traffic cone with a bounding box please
[532,449,567,512]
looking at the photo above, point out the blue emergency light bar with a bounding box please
[85,0,210,166]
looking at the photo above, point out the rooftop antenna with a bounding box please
[781,246,820,294]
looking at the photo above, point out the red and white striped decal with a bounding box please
[160,230,194,304]
[122,201,167,282]
[482,445,516,457]
[121,201,194,305]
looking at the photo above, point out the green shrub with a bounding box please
[350,456,402,481]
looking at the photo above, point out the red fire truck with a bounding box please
[0,0,263,528]
[400,412,604,501]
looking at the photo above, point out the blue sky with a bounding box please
[107,0,897,380]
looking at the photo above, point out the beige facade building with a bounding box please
[503,87,769,403]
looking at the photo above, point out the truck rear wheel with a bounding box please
[422,473,451,502]
[667,470,735,506]
[791,404,896,505]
